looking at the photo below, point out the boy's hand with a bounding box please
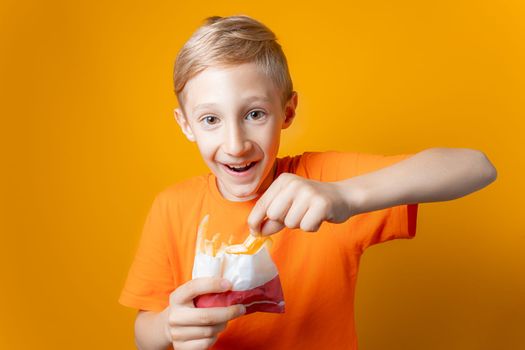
[248,173,352,236]
[164,277,246,350]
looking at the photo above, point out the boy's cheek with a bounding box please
[194,140,216,159]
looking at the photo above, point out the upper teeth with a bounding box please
[230,162,251,169]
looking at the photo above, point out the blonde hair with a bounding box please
[173,15,294,113]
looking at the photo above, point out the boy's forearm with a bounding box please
[339,147,498,215]
[134,309,172,350]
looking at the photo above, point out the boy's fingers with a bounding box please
[299,204,324,232]
[248,175,289,232]
[260,219,286,236]
[248,187,279,231]
[170,277,231,306]
[265,185,296,223]
[174,338,217,350]
[172,304,246,326]
[247,205,265,234]
[169,323,227,341]
[283,198,310,229]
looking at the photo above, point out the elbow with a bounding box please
[474,149,498,185]
[431,147,498,187]
[429,147,498,182]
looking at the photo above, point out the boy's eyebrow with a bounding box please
[192,103,217,113]
[192,95,271,113]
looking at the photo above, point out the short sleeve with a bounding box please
[343,203,418,252]
[317,151,419,252]
[293,151,415,182]
[118,192,175,312]
[291,151,358,181]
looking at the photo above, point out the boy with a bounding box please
[119,15,497,350]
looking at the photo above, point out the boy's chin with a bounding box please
[220,182,260,201]
[228,187,259,201]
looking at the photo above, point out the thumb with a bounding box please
[260,219,285,236]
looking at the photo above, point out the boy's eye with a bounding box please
[202,116,219,125]
[246,110,266,120]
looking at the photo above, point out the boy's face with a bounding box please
[174,62,298,202]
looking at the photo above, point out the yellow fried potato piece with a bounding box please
[210,232,220,257]
[197,216,271,256]
[196,214,209,254]
[226,234,270,255]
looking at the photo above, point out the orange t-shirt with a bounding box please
[119,151,418,349]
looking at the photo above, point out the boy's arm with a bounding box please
[341,147,498,216]
[135,309,172,350]
[248,147,497,235]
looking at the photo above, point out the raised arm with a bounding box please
[341,147,498,216]
[248,147,497,236]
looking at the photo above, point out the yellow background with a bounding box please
[1,0,523,349]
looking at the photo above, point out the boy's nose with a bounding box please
[224,124,252,157]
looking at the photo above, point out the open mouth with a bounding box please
[224,161,257,173]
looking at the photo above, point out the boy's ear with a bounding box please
[174,107,196,142]
[282,91,298,129]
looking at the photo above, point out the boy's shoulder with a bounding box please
[280,150,360,180]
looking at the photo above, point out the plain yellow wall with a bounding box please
[1,0,523,349]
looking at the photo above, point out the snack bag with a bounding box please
[192,215,285,314]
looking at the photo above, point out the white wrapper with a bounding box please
[192,245,278,291]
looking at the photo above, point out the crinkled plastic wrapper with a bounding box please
[192,215,285,315]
